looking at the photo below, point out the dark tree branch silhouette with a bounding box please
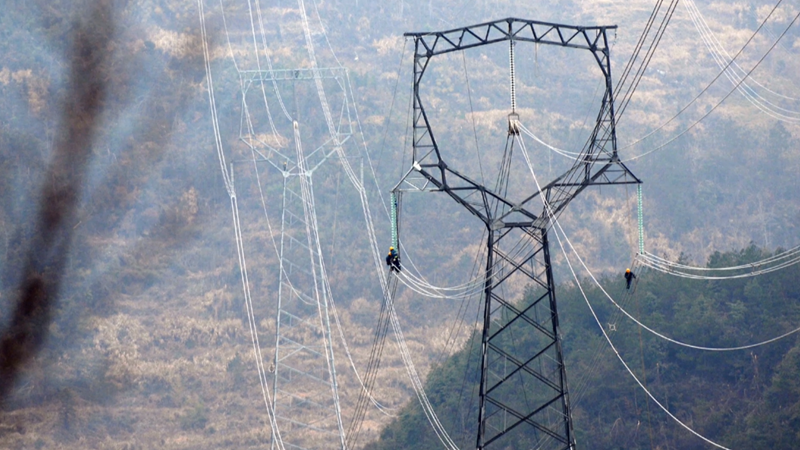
[0,1,114,403]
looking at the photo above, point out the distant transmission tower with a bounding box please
[397,19,641,450]
[237,66,352,449]
[231,0,358,443]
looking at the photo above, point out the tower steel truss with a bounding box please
[237,67,352,450]
[401,18,641,449]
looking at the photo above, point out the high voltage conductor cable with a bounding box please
[388,302,461,450]
[250,0,294,121]
[396,228,497,298]
[289,26,445,439]
[433,234,489,367]
[551,226,734,450]
[347,275,401,448]
[396,212,543,298]
[199,0,231,194]
[369,41,409,213]
[521,137,735,450]
[229,175,286,449]
[684,0,800,122]
[463,52,486,185]
[639,252,800,280]
[310,0,344,69]
[569,261,645,408]
[617,3,800,161]
[684,0,800,118]
[327,275,396,417]
[292,127,348,449]
[585,0,791,160]
[613,0,679,124]
[511,131,627,406]
[218,0,240,72]
[396,227,554,298]
[346,276,395,446]
[616,0,680,122]
[517,129,800,353]
[762,24,800,100]
[397,272,486,299]
[244,0,283,136]
[640,244,800,271]
[618,0,680,120]
[238,30,395,433]
[396,267,491,300]
[199,7,287,441]
[614,0,668,102]
[518,123,582,160]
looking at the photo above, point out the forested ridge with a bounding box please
[367,246,800,449]
[0,0,798,448]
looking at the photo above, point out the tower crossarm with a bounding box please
[503,154,641,230]
[414,161,540,226]
[404,18,615,57]
[414,152,639,229]
[239,67,347,84]
[401,17,641,231]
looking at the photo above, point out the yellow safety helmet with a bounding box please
[626,268,631,273]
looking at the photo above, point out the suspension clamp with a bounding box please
[508,113,520,135]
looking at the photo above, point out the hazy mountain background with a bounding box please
[0,0,798,448]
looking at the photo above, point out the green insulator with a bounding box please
[637,184,644,254]
[390,192,398,250]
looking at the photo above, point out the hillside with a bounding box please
[365,246,800,449]
[0,0,799,449]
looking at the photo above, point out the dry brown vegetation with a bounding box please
[1,0,799,449]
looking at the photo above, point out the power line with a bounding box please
[519,133,733,450]
[684,0,800,121]
[517,129,800,353]
[619,4,800,162]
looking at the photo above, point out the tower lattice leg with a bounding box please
[477,227,575,450]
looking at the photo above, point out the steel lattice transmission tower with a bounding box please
[397,18,641,450]
[236,66,354,449]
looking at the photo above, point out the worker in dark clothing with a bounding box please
[390,247,401,272]
[624,268,636,289]
[385,250,394,271]
[386,247,401,272]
